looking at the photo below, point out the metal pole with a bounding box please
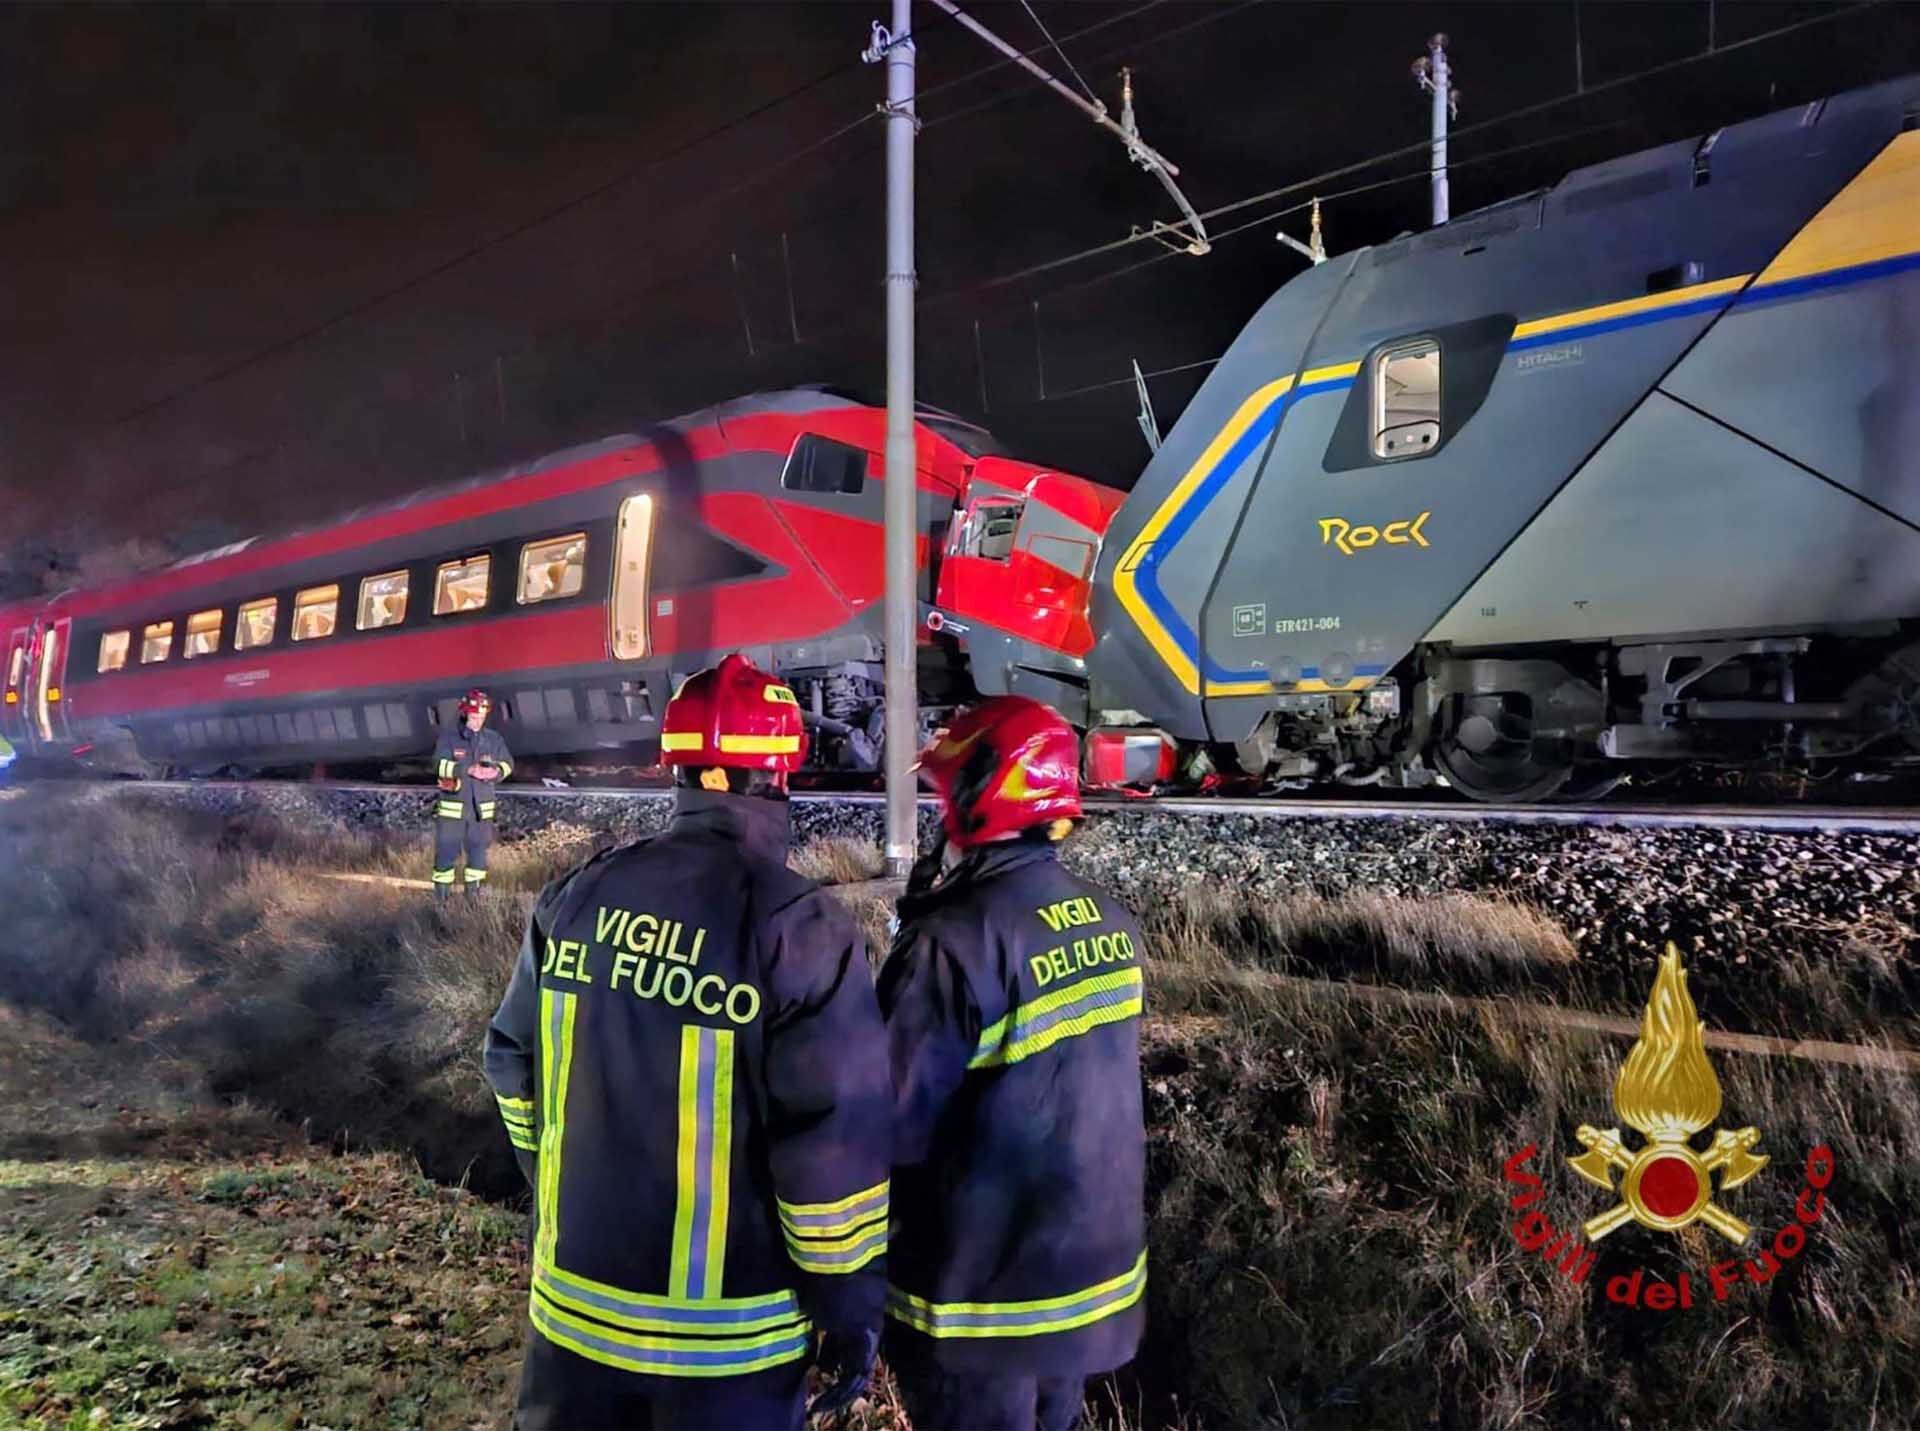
[881,0,919,879]
[1428,35,1451,225]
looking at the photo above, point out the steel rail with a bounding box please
[111,779,1920,836]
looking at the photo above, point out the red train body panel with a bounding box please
[1,391,1124,774]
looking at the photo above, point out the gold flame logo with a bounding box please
[1568,945,1768,1243]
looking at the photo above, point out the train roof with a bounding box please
[35,387,995,619]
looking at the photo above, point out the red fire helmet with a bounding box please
[458,688,491,720]
[660,653,807,773]
[919,695,1082,848]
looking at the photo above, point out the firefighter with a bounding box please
[482,653,890,1431]
[431,688,512,899]
[880,697,1147,1431]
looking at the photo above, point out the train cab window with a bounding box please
[357,571,411,631]
[140,621,174,664]
[1372,339,1441,459]
[519,534,587,604]
[434,555,491,615]
[958,500,1025,561]
[184,609,223,659]
[293,583,341,641]
[236,597,278,651]
[98,630,131,673]
[7,643,22,690]
[781,434,868,494]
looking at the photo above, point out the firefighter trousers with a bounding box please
[432,813,493,890]
[514,1325,808,1431]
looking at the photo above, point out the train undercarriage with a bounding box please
[1136,627,1920,803]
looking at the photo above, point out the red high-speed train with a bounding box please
[1,390,1124,776]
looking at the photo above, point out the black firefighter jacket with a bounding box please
[482,788,892,1380]
[433,724,513,822]
[879,838,1148,1378]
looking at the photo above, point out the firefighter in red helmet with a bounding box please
[483,654,890,1431]
[431,688,513,899]
[879,696,1148,1431]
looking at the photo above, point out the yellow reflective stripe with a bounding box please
[778,1180,889,1237]
[534,1260,804,1333]
[496,761,513,777]
[478,804,496,819]
[785,1210,886,1255]
[464,867,489,883]
[436,803,464,817]
[988,993,1141,1068]
[670,1026,735,1300]
[716,734,801,755]
[534,1258,801,1318]
[537,990,578,1268]
[430,868,457,884]
[972,968,1143,1067]
[887,1251,1147,1339]
[660,732,704,752]
[530,1298,811,1379]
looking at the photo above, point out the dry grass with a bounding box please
[4,790,1919,1428]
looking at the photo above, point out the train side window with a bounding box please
[7,643,22,690]
[293,583,341,641]
[959,500,1024,561]
[141,621,175,664]
[434,554,491,615]
[184,609,223,659]
[520,533,587,604]
[781,434,868,494]
[1372,339,1441,460]
[236,597,278,650]
[98,630,131,673]
[357,570,411,630]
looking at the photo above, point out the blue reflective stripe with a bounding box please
[788,1223,886,1273]
[686,1029,716,1299]
[535,1262,805,1330]
[778,1184,888,1232]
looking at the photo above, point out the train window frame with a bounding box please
[292,583,341,642]
[518,533,588,605]
[183,608,223,660]
[140,621,175,665]
[433,554,492,616]
[7,642,23,690]
[781,433,869,495]
[236,597,278,651]
[98,630,131,674]
[357,570,411,631]
[1371,338,1442,461]
[958,498,1025,562]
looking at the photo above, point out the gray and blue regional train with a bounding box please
[1087,75,1920,800]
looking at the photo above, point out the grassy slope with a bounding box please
[3,788,1918,1428]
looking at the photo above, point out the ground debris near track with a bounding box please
[3,786,1919,1429]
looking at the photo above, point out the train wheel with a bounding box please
[1433,693,1574,803]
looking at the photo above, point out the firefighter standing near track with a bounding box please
[482,654,890,1430]
[880,697,1148,1431]
[432,688,513,899]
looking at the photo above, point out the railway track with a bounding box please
[108,778,1920,835]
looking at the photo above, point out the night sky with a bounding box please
[2,1,1916,555]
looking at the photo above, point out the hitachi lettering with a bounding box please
[1030,929,1136,987]
[605,949,763,1025]
[594,905,708,965]
[1036,897,1103,932]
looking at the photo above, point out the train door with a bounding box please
[27,618,72,748]
[1,627,27,744]
[610,493,657,659]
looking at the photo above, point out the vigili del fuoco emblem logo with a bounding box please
[1500,942,1836,1311]
[1567,945,1768,1243]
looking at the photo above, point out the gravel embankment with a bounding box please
[101,782,1918,975]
